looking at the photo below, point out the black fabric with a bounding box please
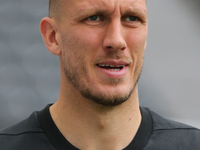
[37,105,153,150]
[0,110,56,150]
[0,104,200,150]
[123,107,152,150]
[37,104,78,150]
[144,111,200,150]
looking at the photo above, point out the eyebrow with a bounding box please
[73,2,147,20]
[73,8,109,21]
[122,5,147,21]
[123,4,147,15]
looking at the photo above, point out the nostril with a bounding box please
[106,46,113,49]
[121,46,126,51]
[106,46,126,51]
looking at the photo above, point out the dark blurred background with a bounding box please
[0,0,200,130]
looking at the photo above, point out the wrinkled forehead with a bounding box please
[72,0,145,7]
[63,0,146,16]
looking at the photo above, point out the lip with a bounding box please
[97,60,129,66]
[96,60,129,78]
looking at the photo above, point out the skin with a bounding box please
[40,0,147,149]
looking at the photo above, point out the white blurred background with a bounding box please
[0,0,200,130]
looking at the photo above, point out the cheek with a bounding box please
[67,29,103,64]
[60,34,83,70]
[126,31,146,70]
[60,32,87,62]
[71,28,101,50]
[60,29,100,70]
[127,31,147,54]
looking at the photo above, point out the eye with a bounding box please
[87,15,101,21]
[124,16,140,22]
[122,15,143,28]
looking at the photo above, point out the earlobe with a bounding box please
[40,17,61,55]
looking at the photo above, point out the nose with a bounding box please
[103,20,127,52]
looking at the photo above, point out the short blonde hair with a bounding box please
[49,0,62,20]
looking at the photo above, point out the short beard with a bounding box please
[62,51,143,107]
[81,81,136,106]
[63,65,142,107]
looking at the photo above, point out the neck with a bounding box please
[50,87,141,150]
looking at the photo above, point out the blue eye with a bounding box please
[129,16,137,21]
[125,16,139,22]
[87,15,100,21]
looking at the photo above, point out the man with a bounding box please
[0,0,200,149]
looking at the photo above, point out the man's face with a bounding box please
[57,0,147,106]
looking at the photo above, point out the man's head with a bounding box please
[41,0,147,106]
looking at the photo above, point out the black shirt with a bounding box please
[0,104,200,150]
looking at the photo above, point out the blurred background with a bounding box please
[0,0,200,130]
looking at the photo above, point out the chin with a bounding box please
[80,84,135,106]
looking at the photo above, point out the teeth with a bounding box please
[108,69,121,71]
[98,64,124,67]
[100,64,106,67]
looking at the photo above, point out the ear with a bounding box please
[40,17,61,55]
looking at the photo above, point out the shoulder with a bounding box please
[142,107,200,150]
[0,111,42,135]
[147,108,199,130]
[0,111,54,150]
[140,107,199,130]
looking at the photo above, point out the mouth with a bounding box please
[95,60,130,78]
[97,64,126,71]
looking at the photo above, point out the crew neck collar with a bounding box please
[38,104,152,150]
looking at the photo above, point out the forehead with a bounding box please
[63,0,146,15]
